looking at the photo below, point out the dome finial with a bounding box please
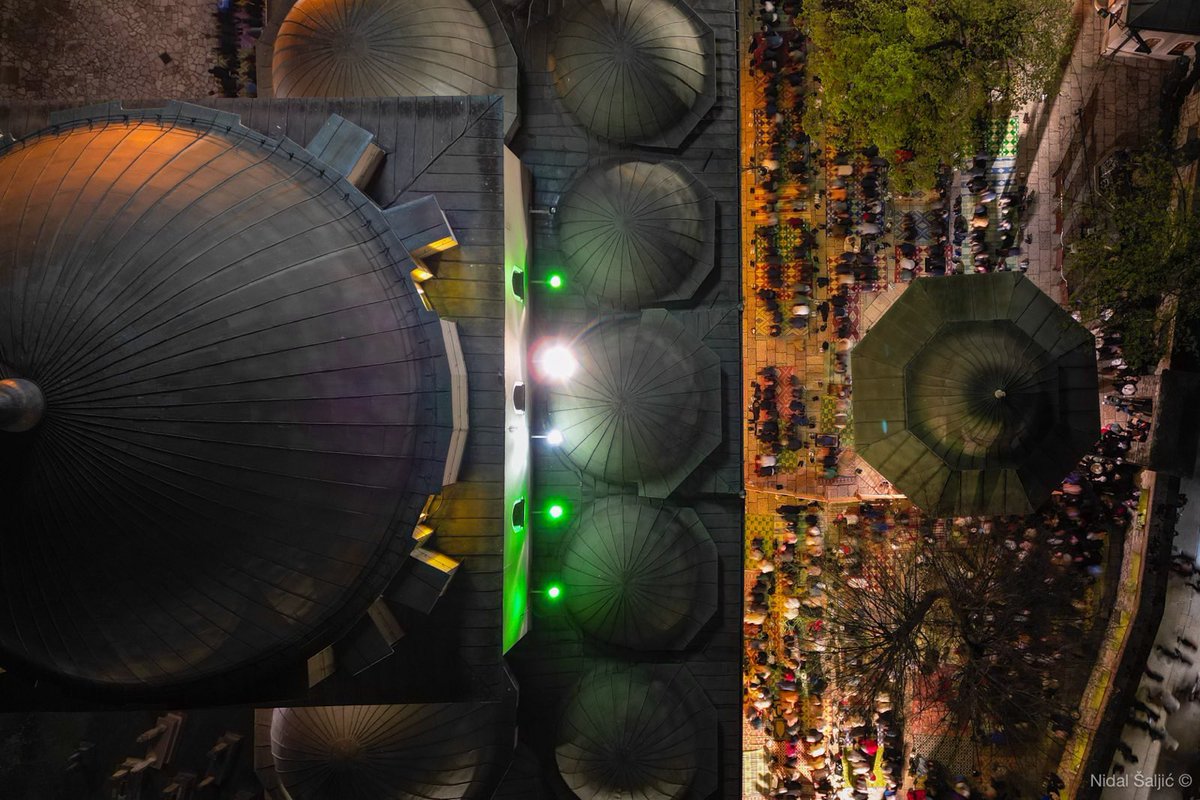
[0,378,44,432]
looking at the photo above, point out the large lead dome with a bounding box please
[0,107,451,694]
[268,703,516,799]
[555,665,717,800]
[557,160,715,308]
[546,310,722,497]
[272,0,519,134]
[561,497,717,650]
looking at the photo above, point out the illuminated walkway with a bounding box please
[1101,470,1200,798]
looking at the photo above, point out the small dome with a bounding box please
[0,109,450,693]
[557,160,715,308]
[546,310,721,497]
[550,0,715,146]
[270,703,516,799]
[272,0,519,133]
[561,497,717,649]
[556,666,711,800]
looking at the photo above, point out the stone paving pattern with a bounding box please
[1015,2,1172,304]
[739,34,897,504]
[0,0,218,104]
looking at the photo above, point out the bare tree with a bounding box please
[817,525,1090,761]
[818,547,943,712]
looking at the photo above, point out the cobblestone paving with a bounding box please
[0,0,218,103]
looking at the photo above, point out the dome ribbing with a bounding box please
[561,497,717,650]
[270,703,516,800]
[556,666,713,800]
[272,0,519,134]
[546,310,721,497]
[550,0,716,146]
[557,160,715,308]
[0,111,450,693]
[852,273,1099,516]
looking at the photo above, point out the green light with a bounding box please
[547,585,562,600]
[548,273,564,289]
[548,504,565,520]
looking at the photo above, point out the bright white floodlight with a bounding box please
[539,344,577,381]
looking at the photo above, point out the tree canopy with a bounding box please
[804,0,1073,190]
[1065,147,1200,371]
[818,519,1097,765]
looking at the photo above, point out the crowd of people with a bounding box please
[951,156,1033,274]
[828,153,888,254]
[741,0,1164,795]
[745,0,861,494]
[750,367,844,479]
[895,204,948,281]
[748,0,893,333]
[745,500,906,797]
[823,154,888,342]
[747,143,885,487]
[744,448,1145,797]
[886,155,1036,280]
[209,0,262,98]
[744,375,1150,798]
[904,317,1148,795]
[749,7,820,339]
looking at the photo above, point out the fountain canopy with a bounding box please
[852,273,1099,516]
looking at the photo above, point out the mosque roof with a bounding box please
[268,701,516,799]
[550,0,716,146]
[546,310,722,497]
[556,664,716,800]
[271,0,519,135]
[0,102,454,694]
[556,160,715,308]
[561,496,718,649]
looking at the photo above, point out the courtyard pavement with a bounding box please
[1011,1,1171,303]
[1098,467,1200,799]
